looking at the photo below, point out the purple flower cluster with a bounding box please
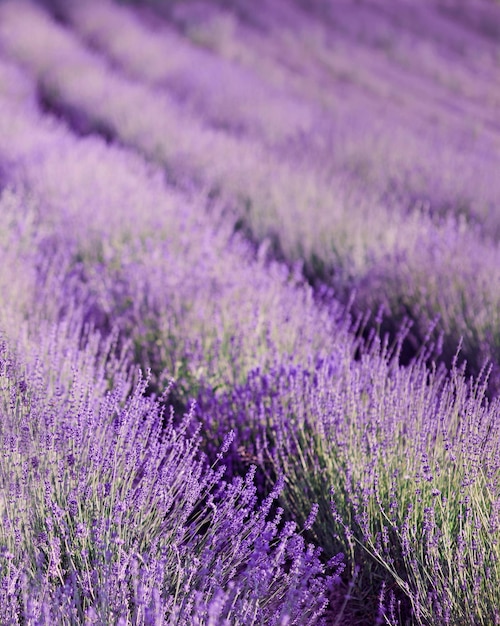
[196,345,500,623]
[0,335,339,623]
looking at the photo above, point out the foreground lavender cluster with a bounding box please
[0,333,338,624]
[0,151,342,625]
[0,0,499,624]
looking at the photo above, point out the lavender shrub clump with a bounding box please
[0,53,343,623]
[0,336,337,624]
[0,185,340,623]
[0,0,499,624]
[198,342,500,624]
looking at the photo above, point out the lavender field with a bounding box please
[0,0,499,624]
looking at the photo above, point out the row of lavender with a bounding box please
[0,1,499,624]
[3,0,500,390]
[0,265,338,624]
[0,57,346,623]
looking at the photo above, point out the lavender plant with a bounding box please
[197,339,500,625]
[0,78,350,401]
[0,311,341,624]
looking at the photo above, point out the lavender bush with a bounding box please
[196,341,500,625]
[0,330,340,624]
[0,183,342,622]
[0,78,350,400]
